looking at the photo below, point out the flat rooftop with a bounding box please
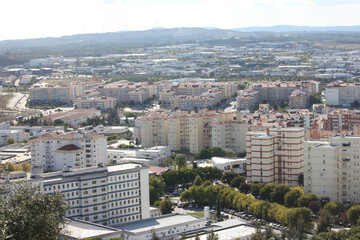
[65,218,121,239]
[115,213,203,234]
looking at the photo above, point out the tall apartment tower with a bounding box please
[246,127,305,186]
[304,136,360,204]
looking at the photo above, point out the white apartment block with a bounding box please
[212,112,249,153]
[140,111,168,148]
[325,81,360,106]
[246,128,305,187]
[304,136,360,204]
[136,146,171,165]
[30,131,107,171]
[3,163,150,227]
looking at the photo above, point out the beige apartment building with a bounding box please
[289,90,308,109]
[212,112,249,153]
[30,83,76,103]
[304,136,360,204]
[97,81,151,103]
[139,109,255,155]
[75,96,116,110]
[246,127,305,186]
[238,81,319,110]
[140,111,169,148]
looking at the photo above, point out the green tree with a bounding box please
[211,147,226,157]
[174,154,187,170]
[195,149,212,160]
[270,184,290,205]
[149,176,165,205]
[206,230,219,240]
[323,202,345,217]
[284,187,304,208]
[53,119,64,126]
[316,209,332,234]
[21,138,28,143]
[347,205,360,224]
[230,175,246,188]
[250,183,263,198]
[259,184,275,201]
[286,207,313,239]
[21,162,31,172]
[2,182,68,240]
[297,193,319,208]
[159,196,174,215]
[6,137,15,145]
[193,175,203,186]
[221,171,239,184]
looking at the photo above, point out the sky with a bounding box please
[1,0,360,41]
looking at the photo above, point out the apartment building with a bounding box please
[238,81,319,110]
[170,95,217,111]
[212,112,249,153]
[289,90,308,109]
[246,127,305,186]
[140,111,169,148]
[97,81,151,103]
[304,136,360,204]
[325,81,360,106]
[75,96,116,110]
[237,90,260,110]
[30,130,107,171]
[2,163,150,227]
[29,82,84,103]
[325,109,360,131]
[188,110,215,154]
[136,146,171,165]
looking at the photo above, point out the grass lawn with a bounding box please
[187,212,204,217]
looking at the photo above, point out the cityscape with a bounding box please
[1,1,360,240]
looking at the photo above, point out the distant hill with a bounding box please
[0,28,243,49]
[232,25,360,32]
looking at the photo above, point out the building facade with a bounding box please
[30,131,107,171]
[246,128,305,186]
[304,136,360,204]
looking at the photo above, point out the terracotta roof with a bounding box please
[148,166,170,176]
[57,144,82,151]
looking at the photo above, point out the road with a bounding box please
[6,92,28,110]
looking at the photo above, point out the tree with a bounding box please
[195,149,212,160]
[206,230,219,240]
[347,205,360,224]
[298,193,319,208]
[152,232,160,240]
[286,207,313,239]
[2,182,68,240]
[211,147,226,157]
[149,176,165,205]
[316,209,332,234]
[221,171,239,184]
[284,187,304,208]
[21,162,31,172]
[230,176,246,188]
[323,202,345,217]
[6,137,15,145]
[308,201,321,214]
[250,183,263,198]
[159,196,174,215]
[311,226,360,240]
[259,184,275,201]
[239,183,250,194]
[174,154,187,170]
[216,192,221,220]
[21,138,28,143]
[53,119,64,126]
[270,184,290,205]
[193,175,203,186]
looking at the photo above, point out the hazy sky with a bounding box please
[1,0,360,41]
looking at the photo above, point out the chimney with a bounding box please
[266,128,270,135]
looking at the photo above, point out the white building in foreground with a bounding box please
[2,163,150,227]
[304,135,360,204]
[135,146,171,165]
